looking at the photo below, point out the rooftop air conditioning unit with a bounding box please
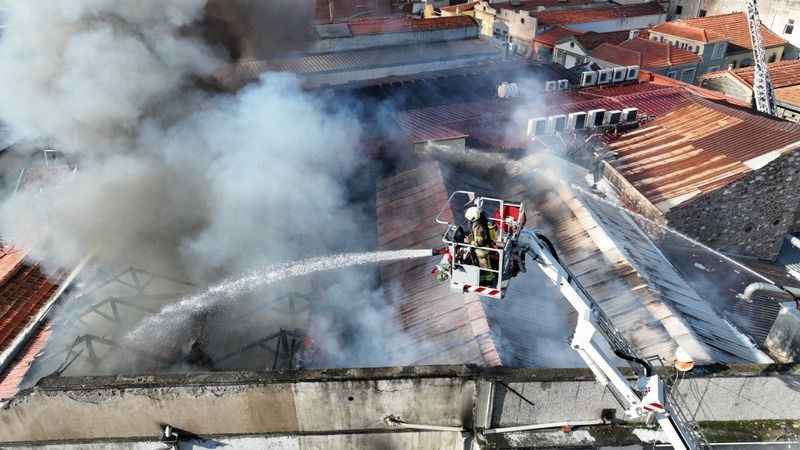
[597,69,612,85]
[626,65,640,81]
[497,82,520,98]
[545,80,558,92]
[587,109,606,128]
[527,117,548,137]
[622,107,639,123]
[548,114,568,133]
[612,67,627,83]
[580,71,597,87]
[568,111,588,130]
[605,110,622,125]
[557,79,569,90]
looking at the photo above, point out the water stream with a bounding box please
[125,249,434,344]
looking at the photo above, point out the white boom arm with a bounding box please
[515,230,706,450]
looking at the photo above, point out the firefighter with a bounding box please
[465,206,498,284]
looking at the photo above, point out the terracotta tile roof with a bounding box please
[730,59,800,89]
[777,85,800,108]
[592,42,641,66]
[650,21,726,43]
[533,2,664,26]
[347,15,477,36]
[574,30,632,50]
[0,322,51,400]
[0,248,63,353]
[534,25,578,47]
[618,37,701,69]
[440,1,478,13]
[495,0,595,12]
[684,12,786,50]
[608,98,800,209]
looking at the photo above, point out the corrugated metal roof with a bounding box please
[608,98,800,210]
[376,154,770,366]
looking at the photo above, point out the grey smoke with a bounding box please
[0,0,404,374]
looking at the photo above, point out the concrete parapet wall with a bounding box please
[1,365,799,446]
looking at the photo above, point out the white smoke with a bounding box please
[0,0,401,373]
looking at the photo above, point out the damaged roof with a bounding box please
[377,154,771,366]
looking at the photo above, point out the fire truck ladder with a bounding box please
[747,0,777,115]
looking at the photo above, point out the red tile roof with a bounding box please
[592,42,642,66]
[618,37,701,69]
[650,21,726,43]
[730,59,800,89]
[608,98,800,209]
[440,1,479,13]
[495,0,595,12]
[533,2,664,26]
[347,15,477,36]
[574,30,632,50]
[0,322,51,400]
[534,25,578,47]
[0,248,63,353]
[684,12,786,50]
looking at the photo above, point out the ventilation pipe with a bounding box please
[738,282,800,308]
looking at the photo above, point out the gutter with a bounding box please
[0,254,91,378]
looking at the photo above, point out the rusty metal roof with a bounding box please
[608,98,800,210]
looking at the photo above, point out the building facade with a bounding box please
[648,22,729,76]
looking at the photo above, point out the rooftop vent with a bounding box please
[548,114,567,133]
[622,107,639,123]
[626,65,640,81]
[497,82,520,98]
[527,117,548,137]
[605,110,622,125]
[612,67,627,83]
[597,69,612,85]
[568,111,587,130]
[544,80,558,92]
[588,109,606,128]
[557,79,569,90]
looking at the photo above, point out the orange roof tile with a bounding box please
[534,2,664,26]
[650,21,726,43]
[0,323,51,400]
[347,15,477,36]
[619,37,701,69]
[776,85,800,108]
[731,59,800,88]
[533,25,580,47]
[592,42,641,66]
[685,12,785,50]
[574,30,632,50]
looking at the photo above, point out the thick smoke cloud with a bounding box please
[0,0,395,372]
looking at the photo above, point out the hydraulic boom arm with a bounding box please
[514,229,707,450]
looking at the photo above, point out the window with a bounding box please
[699,9,707,17]
[785,19,795,35]
[769,53,777,63]
[712,43,725,59]
[681,68,696,82]
[667,70,678,79]
[707,65,720,73]
[675,5,683,15]
[521,18,525,24]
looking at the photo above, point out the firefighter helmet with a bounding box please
[465,206,481,222]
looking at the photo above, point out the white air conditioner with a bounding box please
[497,82,520,98]
[548,114,568,133]
[612,67,627,83]
[626,65,640,81]
[568,111,588,130]
[587,109,606,128]
[622,107,639,123]
[605,110,622,125]
[580,71,597,87]
[545,81,558,92]
[597,69,612,85]
[527,117,548,137]
[557,79,569,90]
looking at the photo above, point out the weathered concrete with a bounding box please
[766,302,800,362]
[1,365,799,447]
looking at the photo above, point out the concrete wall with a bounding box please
[474,2,537,55]
[2,365,800,447]
[665,150,800,260]
[309,26,480,54]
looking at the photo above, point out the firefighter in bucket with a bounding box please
[465,205,499,285]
